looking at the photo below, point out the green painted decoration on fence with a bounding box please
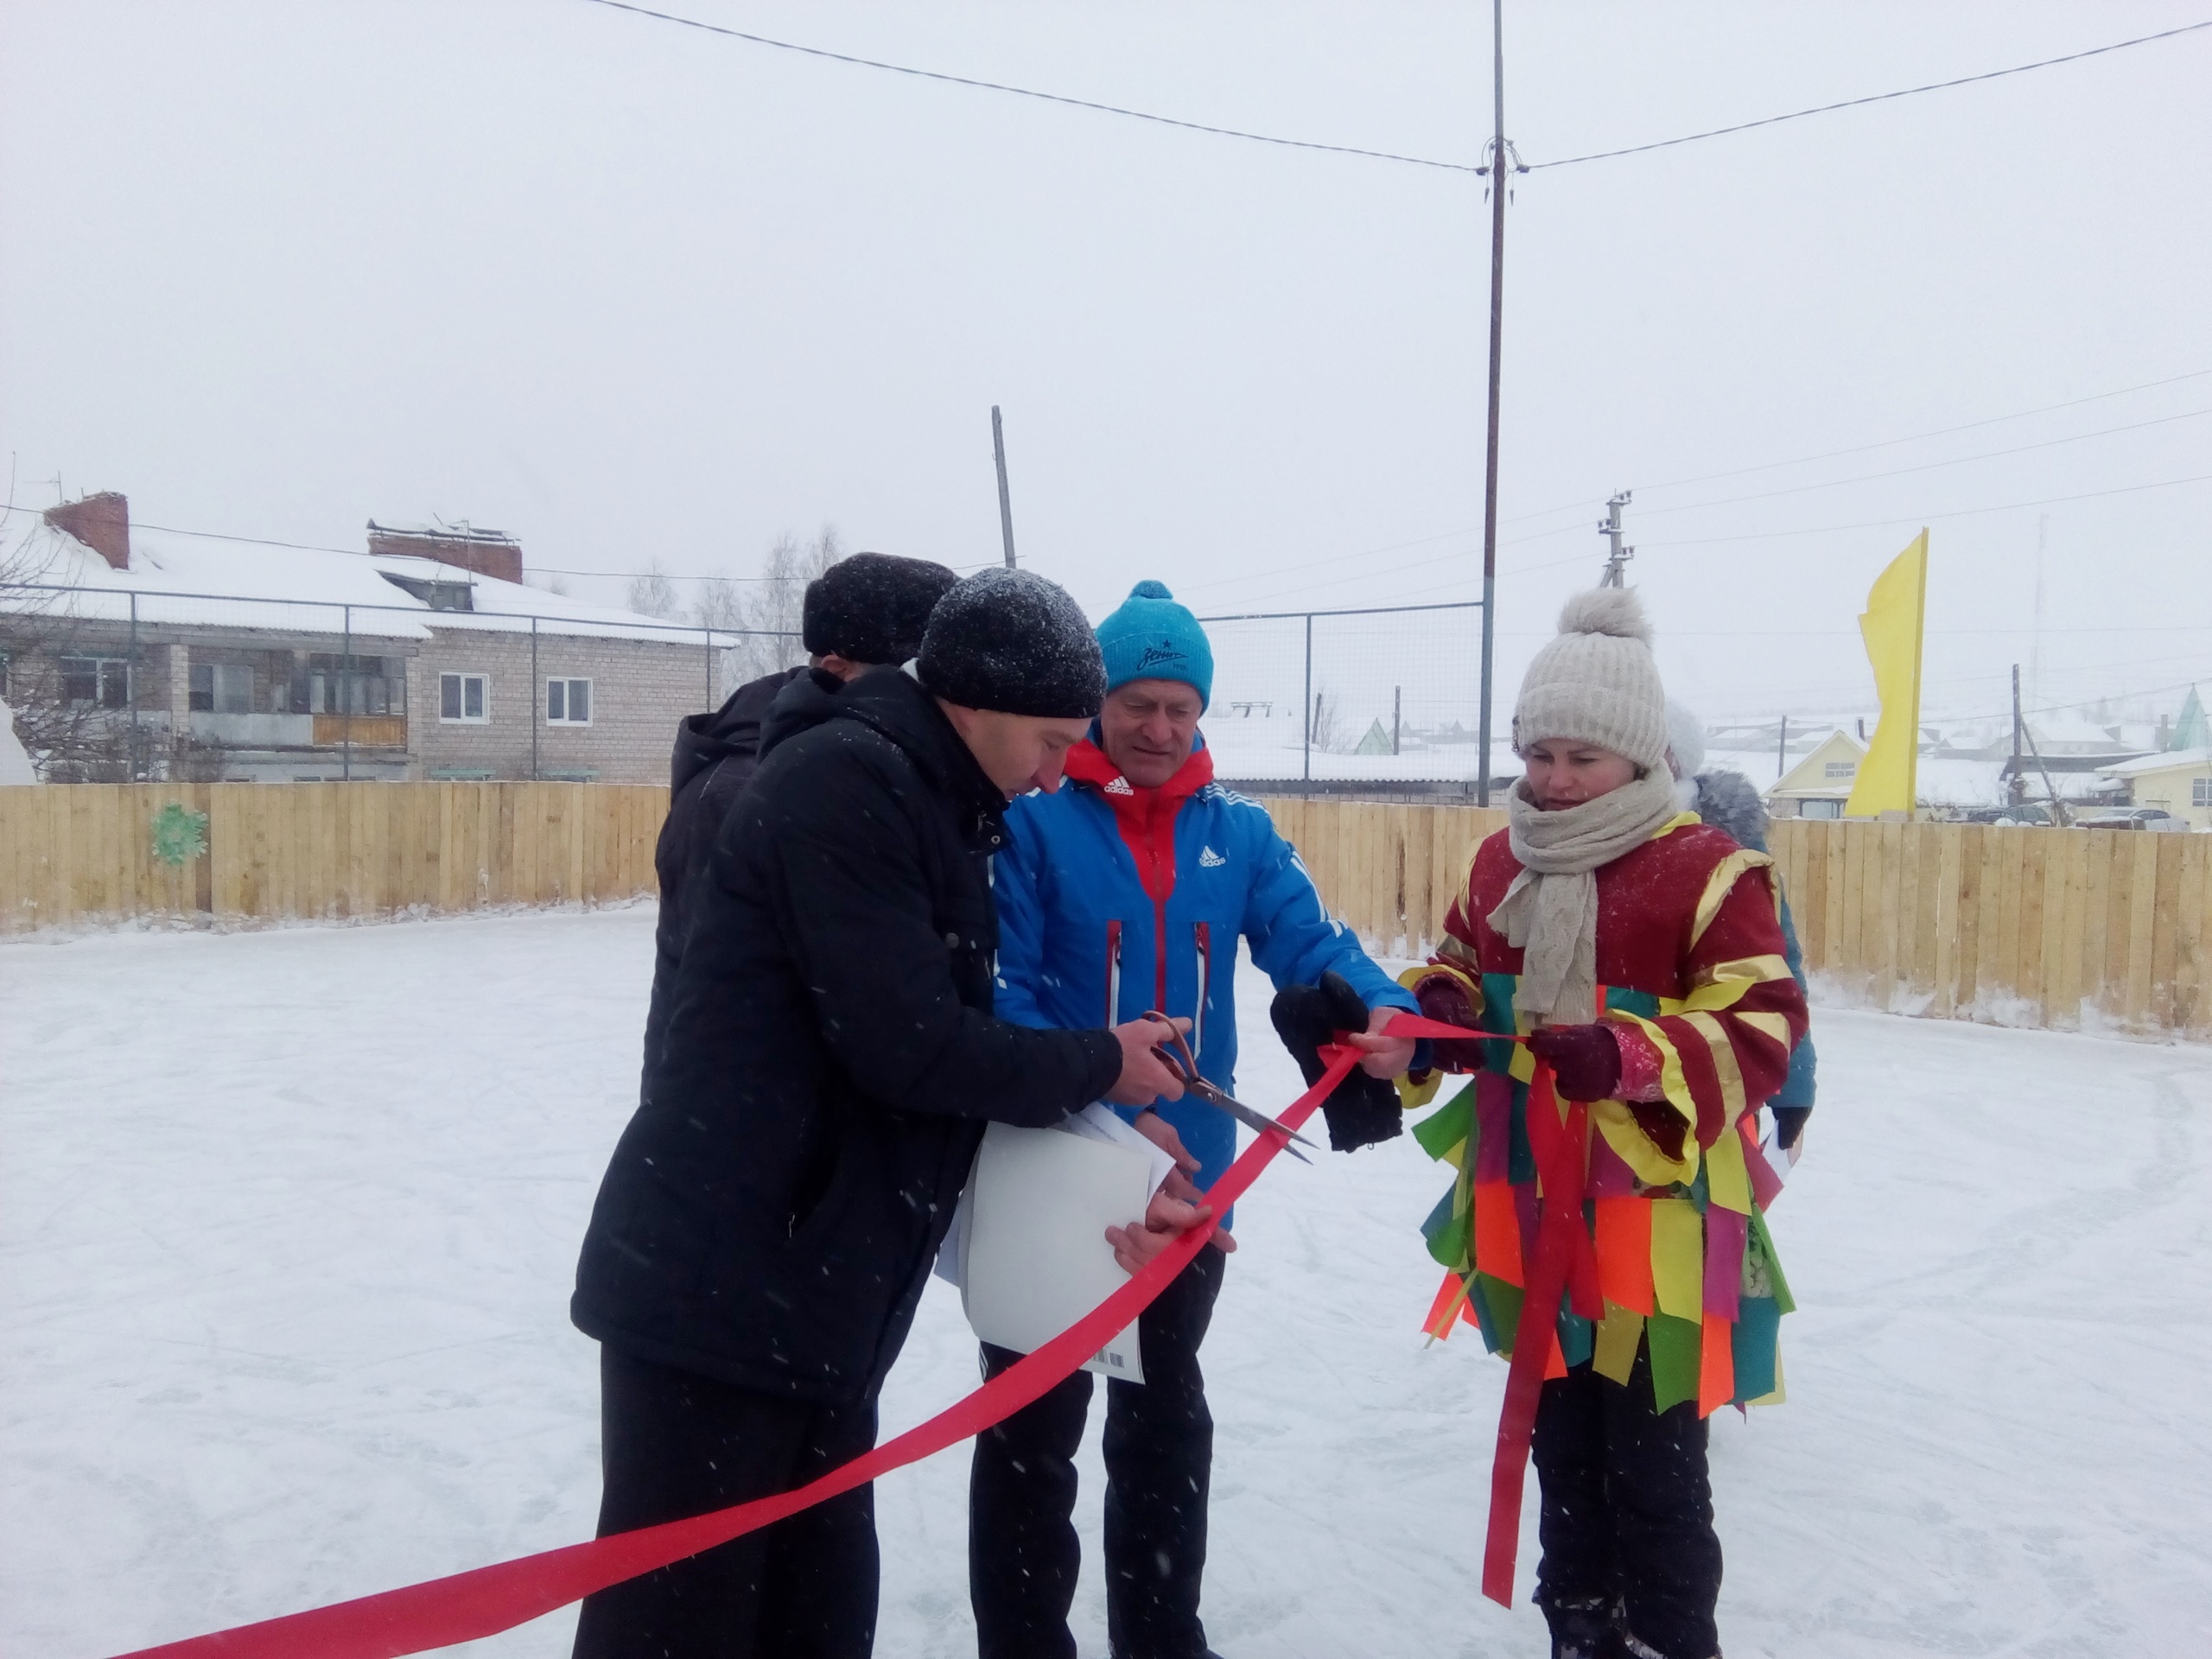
[151,802,209,868]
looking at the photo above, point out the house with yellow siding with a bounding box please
[1764,729,1866,819]
[2095,748,2212,830]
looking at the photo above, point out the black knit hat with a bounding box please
[802,552,959,665]
[917,569,1106,718]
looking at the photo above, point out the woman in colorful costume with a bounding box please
[1401,588,1808,1659]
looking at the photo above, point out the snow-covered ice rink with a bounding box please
[5,906,2210,1658]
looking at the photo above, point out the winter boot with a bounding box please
[1542,1594,1625,1659]
[1618,1635,1719,1659]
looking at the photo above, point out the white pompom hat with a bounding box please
[1511,588,1669,769]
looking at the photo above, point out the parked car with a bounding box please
[1963,804,2052,826]
[2079,808,2186,831]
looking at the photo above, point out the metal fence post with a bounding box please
[1302,611,1313,784]
[341,603,353,782]
[127,590,141,781]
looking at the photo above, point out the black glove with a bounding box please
[1270,969,1402,1153]
[1770,1106,1810,1151]
[1525,1023,1622,1103]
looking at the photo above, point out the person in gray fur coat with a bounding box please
[1666,702,1817,1154]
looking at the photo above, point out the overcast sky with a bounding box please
[4,1,2208,733]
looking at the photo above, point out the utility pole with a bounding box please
[2010,664,2025,807]
[1776,714,1788,783]
[991,406,1018,569]
[1474,0,1520,809]
[1597,490,1634,587]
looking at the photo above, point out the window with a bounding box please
[439,672,489,722]
[306,653,402,716]
[60,655,130,709]
[1799,798,1843,820]
[1823,760,1857,779]
[378,570,474,611]
[546,677,592,726]
[2195,778,2212,808]
[190,662,256,714]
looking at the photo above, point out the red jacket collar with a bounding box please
[1064,738,1214,804]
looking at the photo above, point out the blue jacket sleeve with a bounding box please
[990,810,1054,1032]
[1239,809,1416,1014]
[1772,893,1818,1109]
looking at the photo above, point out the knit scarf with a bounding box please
[1486,769,1682,1024]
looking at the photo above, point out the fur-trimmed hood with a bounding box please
[1693,767,1770,854]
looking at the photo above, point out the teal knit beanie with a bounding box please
[1095,580,1213,709]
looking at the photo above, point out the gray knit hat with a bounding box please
[1511,588,1669,768]
[917,568,1106,718]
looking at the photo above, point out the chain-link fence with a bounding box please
[1197,601,1500,796]
[4,578,1501,795]
[0,581,795,785]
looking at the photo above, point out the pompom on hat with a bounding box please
[1511,588,1669,769]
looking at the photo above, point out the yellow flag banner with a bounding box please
[1844,530,1929,817]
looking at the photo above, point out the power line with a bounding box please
[576,3,2212,177]
[575,0,1483,173]
[1632,405,2212,522]
[1529,19,2212,169]
[1637,470,2212,549]
[1499,365,2212,526]
[1179,365,2212,604]
[1207,465,2212,611]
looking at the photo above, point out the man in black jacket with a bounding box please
[572,569,1199,1659]
[642,553,959,1084]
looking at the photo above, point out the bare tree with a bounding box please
[0,520,114,778]
[626,561,681,620]
[710,526,843,685]
[1308,687,1351,754]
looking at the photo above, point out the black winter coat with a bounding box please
[641,665,806,1084]
[574,667,1122,1402]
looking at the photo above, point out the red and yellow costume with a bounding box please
[1407,813,1809,1414]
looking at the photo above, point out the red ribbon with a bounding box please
[1480,1059,1602,1609]
[107,1045,1369,1659]
[1383,1012,1574,1605]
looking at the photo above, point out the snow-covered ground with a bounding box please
[4,908,2210,1658]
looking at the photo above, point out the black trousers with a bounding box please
[969,1245,1227,1659]
[1530,1343,1722,1659]
[571,1345,880,1659]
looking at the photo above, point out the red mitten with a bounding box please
[1409,969,1489,1072]
[1525,1023,1622,1103]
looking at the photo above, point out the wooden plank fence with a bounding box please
[1256,798,2212,1040]
[0,782,664,931]
[7,785,2208,1039]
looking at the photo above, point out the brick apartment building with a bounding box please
[3,494,760,784]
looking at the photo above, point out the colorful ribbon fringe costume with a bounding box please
[1404,811,1809,1439]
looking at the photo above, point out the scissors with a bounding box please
[1141,1010,1317,1163]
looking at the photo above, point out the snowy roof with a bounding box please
[2097,747,2212,779]
[8,524,731,646]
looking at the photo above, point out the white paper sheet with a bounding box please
[958,1118,1159,1382]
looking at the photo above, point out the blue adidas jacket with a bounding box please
[993,740,1415,1196]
